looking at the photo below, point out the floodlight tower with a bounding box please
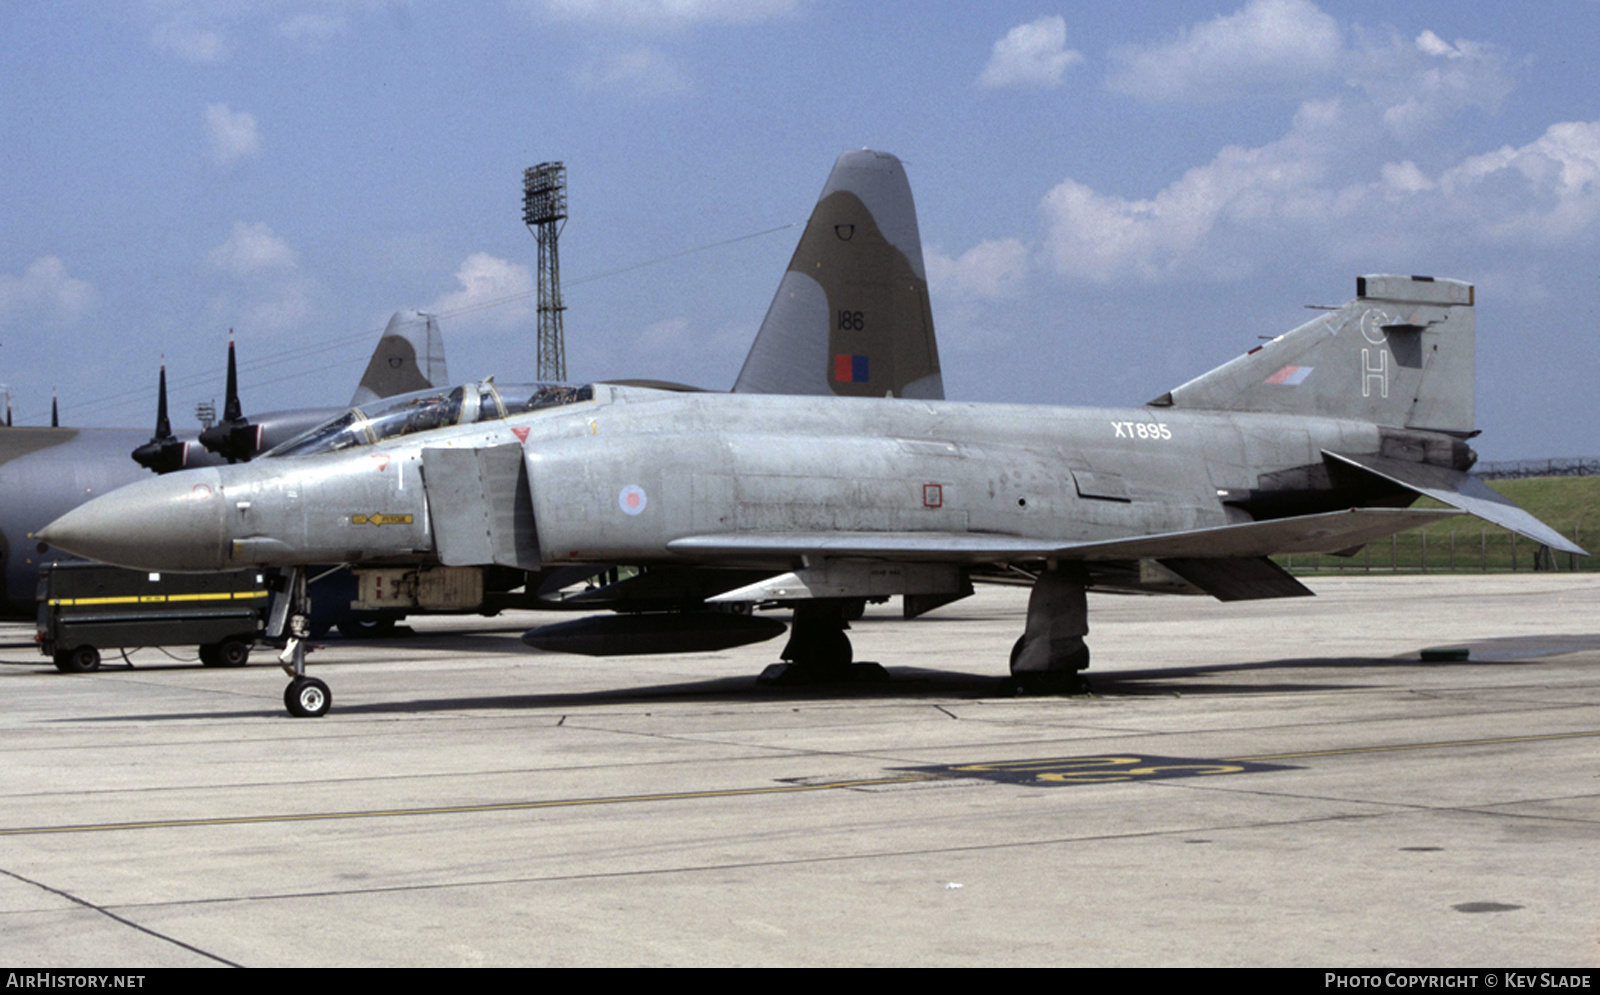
[522,162,568,382]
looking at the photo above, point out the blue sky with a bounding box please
[4,1,1598,460]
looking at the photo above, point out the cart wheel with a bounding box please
[54,646,101,674]
[284,676,331,718]
[203,638,252,667]
[337,616,397,639]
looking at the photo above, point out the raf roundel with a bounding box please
[618,484,648,516]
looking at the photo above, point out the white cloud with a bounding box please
[151,20,229,63]
[1107,0,1341,102]
[1035,11,1555,284]
[428,253,536,333]
[535,0,798,28]
[928,239,1030,299]
[1040,108,1600,285]
[222,278,317,334]
[1381,160,1434,195]
[977,16,1082,91]
[1356,29,1513,141]
[210,222,297,276]
[1415,29,1457,59]
[1040,137,1309,283]
[0,257,98,324]
[204,221,315,331]
[1438,121,1600,245]
[206,103,262,165]
[575,48,696,96]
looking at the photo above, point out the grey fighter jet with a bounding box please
[1,310,448,616]
[41,164,1581,718]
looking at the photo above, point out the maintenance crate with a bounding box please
[38,562,273,673]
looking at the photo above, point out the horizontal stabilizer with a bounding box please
[1324,451,1586,556]
[668,507,1460,565]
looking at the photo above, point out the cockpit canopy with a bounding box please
[265,382,594,458]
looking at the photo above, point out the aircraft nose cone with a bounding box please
[38,469,229,572]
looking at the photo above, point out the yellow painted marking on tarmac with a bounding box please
[1227,730,1600,763]
[0,775,940,837]
[1035,762,1246,784]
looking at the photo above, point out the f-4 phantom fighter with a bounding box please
[41,166,1581,717]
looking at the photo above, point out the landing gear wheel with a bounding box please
[1008,638,1090,695]
[762,601,886,685]
[284,676,331,718]
[54,646,101,674]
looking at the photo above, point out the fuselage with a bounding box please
[38,384,1435,577]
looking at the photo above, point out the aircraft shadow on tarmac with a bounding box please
[48,630,1600,722]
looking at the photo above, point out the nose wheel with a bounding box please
[285,676,331,718]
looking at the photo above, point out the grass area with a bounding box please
[1278,475,1598,574]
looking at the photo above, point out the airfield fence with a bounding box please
[1278,526,1592,575]
[1473,457,1600,479]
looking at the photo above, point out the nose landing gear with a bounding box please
[274,566,332,718]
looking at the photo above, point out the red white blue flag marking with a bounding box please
[834,354,869,383]
[1264,365,1313,386]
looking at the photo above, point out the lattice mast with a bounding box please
[522,162,568,382]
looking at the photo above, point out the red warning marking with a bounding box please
[511,427,530,443]
[923,483,943,508]
[370,454,391,472]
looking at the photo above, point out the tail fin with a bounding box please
[1154,275,1475,433]
[733,150,942,399]
[351,311,450,406]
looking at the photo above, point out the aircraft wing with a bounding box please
[667,506,1462,564]
[1324,451,1586,556]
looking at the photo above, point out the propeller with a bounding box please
[50,392,58,428]
[197,335,263,462]
[131,365,190,474]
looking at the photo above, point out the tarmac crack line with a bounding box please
[56,809,1399,913]
[0,775,943,836]
[0,866,242,967]
[5,731,1594,838]
[1150,777,1600,825]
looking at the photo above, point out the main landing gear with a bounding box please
[756,571,1093,694]
[274,566,331,718]
[758,600,888,685]
[1007,566,1091,695]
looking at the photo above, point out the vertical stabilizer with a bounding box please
[734,150,942,399]
[351,311,450,406]
[1155,275,1475,433]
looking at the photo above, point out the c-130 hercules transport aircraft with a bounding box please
[41,151,1583,717]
